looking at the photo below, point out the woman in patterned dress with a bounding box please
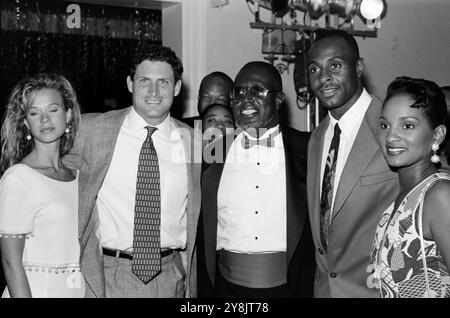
[369,76,450,298]
[0,74,84,297]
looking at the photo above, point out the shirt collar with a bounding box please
[242,125,280,140]
[125,107,172,138]
[329,88,372,139]
[237,125,282,148]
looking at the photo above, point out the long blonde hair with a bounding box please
[0,74,81,175]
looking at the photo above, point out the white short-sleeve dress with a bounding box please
[0,164,85,298]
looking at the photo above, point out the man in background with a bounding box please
[181,71,233,129]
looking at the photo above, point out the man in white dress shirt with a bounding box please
[65,44,201,298]
[199,61,315,297]
[306,29,398,297]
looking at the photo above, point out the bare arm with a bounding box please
[422,180,450,270]
[0,237,32,297]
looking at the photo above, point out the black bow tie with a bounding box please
[241,129,279,149]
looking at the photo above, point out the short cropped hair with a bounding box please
[129,43,183,82]
[312,29,360,59]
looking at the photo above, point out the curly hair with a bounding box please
[129,43,183,82]
[385,76,447,128]
[0,74,81,175]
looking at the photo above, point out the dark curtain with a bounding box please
[0,0,162,117]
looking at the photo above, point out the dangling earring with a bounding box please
[431,143,440,163]
[24,125,32,141]
[65,123,71,134]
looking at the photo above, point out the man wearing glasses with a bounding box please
[64,44,201,298]
[199,61,315,297]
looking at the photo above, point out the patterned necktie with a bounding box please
[241,129,279,149]
[320,123,341,253]
[132,126,161,284]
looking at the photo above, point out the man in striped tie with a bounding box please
[306,29,399,298]
[65,44,201,298]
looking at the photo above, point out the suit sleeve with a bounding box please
[63,113,97,169]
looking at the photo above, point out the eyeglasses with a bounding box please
[231,86,280,102]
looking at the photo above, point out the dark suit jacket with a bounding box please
[307,97,399,298]
[199,125,315,297]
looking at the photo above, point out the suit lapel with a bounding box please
[172,119,202,282]
[283,128,307,265]
[331,100,381,222]
[203,135,235,285]
[307,117,329,244]
[203,159,225,285]
[79,108,130,236]
[78,107,130,298]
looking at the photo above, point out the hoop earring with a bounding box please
[431,143,440,163]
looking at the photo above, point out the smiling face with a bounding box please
[25,88,71,145]
[231,63,283,134]
[307,37,364,120]
[127,60,181,125]
[202,104,234,135]
[379,93,438,169]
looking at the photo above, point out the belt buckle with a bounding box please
[115,250,121,258]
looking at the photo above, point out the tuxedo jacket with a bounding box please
[199,126,315,297]
[64,107,202,298]
[307,98,399,298]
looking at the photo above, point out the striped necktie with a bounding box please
[320,123,341,253]
[132,126,161,284]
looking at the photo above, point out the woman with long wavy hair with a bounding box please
[0,73,84,297]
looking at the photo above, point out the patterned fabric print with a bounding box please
[371,173,450,298]
[320,124,341,253]
[131,126,161,284]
